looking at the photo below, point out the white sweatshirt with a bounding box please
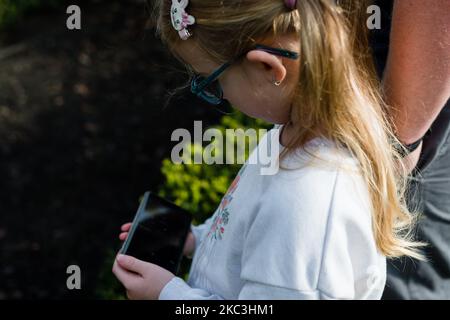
[158,126,386,300]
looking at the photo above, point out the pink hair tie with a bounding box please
[284,0,297,10]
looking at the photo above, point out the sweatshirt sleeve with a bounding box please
[237,168,386,300]
[158,276,225,300]
[315,170,386,299]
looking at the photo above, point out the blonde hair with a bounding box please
[153,0,425,260]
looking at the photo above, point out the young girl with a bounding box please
[112,0,424,300]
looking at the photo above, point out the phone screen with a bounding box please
[120,192,192,275]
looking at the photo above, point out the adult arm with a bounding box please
[383,0,450,169]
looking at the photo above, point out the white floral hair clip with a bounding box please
[170,0,196,41]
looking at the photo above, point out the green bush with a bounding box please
[158,111,270,223]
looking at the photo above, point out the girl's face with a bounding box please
[174,36,301,124]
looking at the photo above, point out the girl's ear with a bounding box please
[246,50,287,84]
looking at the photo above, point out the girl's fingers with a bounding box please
[116,254,147,275]
[119,232,128,241]
[112,260,138,286]
[121,223,132,232]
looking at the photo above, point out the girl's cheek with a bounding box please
[221,80,242,106]
[225,85,254,113]
[221,69,246,101]
[221,74,266,118]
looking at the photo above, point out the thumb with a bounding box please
[116,254,147,275]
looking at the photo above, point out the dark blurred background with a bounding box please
[0,0,222,299]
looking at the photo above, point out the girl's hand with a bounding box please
[118,222,196,258]
[112,254,175,300]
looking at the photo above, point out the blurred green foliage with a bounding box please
[158,112,270,223]
[0,0,63,30]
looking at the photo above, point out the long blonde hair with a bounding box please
[153,0,425,260]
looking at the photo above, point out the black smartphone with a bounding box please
[120,191,192,275]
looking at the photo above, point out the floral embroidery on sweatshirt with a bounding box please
[207,164,247,240]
